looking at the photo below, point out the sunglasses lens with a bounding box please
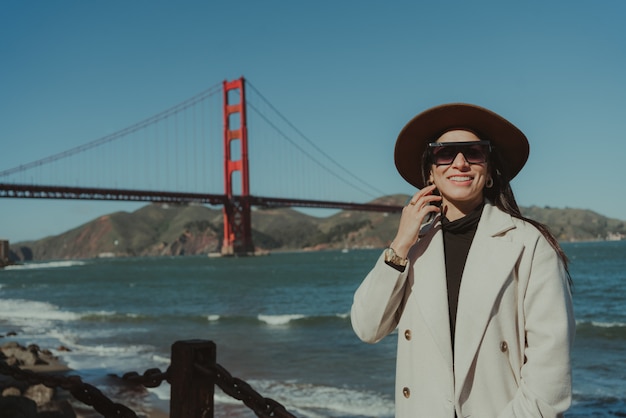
[432,148,456,165]
[464,146,488,163]
[430,143,489,165]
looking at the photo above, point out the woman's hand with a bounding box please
[391,184,442,258]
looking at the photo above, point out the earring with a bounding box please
[485,177,494,188]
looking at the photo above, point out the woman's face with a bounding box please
[428,130,490,218]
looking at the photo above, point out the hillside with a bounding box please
[520,205,626,242]
[8,197,626,261]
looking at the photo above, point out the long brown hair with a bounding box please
[421,146,572,283]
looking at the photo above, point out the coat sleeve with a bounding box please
[498,236,575,418]
[351,251,412,343]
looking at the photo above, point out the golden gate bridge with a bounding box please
[0,77,402,255]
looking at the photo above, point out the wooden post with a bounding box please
[169,340,216,418]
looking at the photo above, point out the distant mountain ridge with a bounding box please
[8,196,626,261]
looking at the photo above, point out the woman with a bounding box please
[351,103,575,418]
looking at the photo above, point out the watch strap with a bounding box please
[384,247,408,271]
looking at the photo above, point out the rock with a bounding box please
[24,383,55,406]
[2,386,22,396]
[0,395,38,418]
[5,356,20,366]
[1,341,21,350]
[1,344,43,367]
[1,341,56,367]
[36,399,77,418]
[1,341,77,418]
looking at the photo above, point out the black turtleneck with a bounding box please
[441,203,484,348]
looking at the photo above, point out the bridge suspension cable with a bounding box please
[245,81,386,199]
[1,78,390,206]
[0,83,222,178]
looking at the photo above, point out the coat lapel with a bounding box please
[453,204,524,396]
[411,220,454,368]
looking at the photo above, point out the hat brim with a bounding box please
[394,103,529,189]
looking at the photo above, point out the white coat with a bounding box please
[351,202,575,418]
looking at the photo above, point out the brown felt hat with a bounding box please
[394,103,529,189]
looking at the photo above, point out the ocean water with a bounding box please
[0,241,624,417]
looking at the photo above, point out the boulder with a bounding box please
[0,395,38,418]
[24,384,55,406]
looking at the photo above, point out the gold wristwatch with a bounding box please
[384,247,408,268]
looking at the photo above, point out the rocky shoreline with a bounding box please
[0,337,77,417]
[0,335,169,418]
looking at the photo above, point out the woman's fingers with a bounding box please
[393,185,442,256]
[407,184,440,209]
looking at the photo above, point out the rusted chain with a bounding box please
[2,349,297,418]
[121,367,170,388]
[119,360,296,417]
[195,363,297,418]
[0,360,138,418]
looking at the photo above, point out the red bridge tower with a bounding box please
[221,77,254,256]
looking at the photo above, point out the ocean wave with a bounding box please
[3,307,351,328]
[149,377,393,418]
[258,314,306,325]
[0,298,81,324]
[75,311,330,326]
[257,313,350,326]
[217,379,394,418]
[0,298,151,327]
[576,320,626,339]
[201,313,350,326]
[42,329,158,373]
[151,354,171,366]
[78,311,349,327]
[576,319,626,329]
[3,260,87,270]
[80,311,153,323]
[571,390,626,417]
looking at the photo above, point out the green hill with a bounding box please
[521,205,626,242]
[8,197,625,261]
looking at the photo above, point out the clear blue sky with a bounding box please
[2,1,625,243]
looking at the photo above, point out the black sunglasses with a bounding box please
[428,140,492,165]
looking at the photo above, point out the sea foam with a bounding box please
[0,298,80,323]
[213,379,394,418]
[257,314,306,325]
[4,260,86,270]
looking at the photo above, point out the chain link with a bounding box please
[121,367,170,388]
[0,360,138,418]
[2,352,297,418]
[195,363,297,418]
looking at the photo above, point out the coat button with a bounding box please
[402,387,411,398]
[404,329,412,340]
[500,341,508,352]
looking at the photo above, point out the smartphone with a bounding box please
[425,188,441,223]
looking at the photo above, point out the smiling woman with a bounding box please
[427,131,491,221]
[351,103,575,418]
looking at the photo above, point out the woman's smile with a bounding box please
[429,130,489,220]
[447,175,474,184]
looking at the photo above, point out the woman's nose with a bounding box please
[451,152,470,168]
